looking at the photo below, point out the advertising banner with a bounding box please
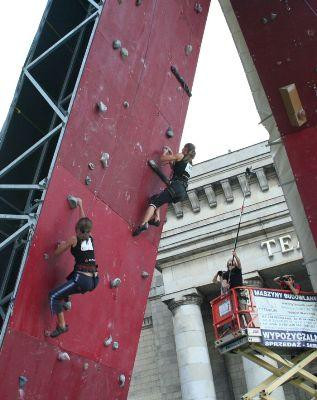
[253,289,317,348]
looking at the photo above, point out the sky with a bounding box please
[0,1,268,163]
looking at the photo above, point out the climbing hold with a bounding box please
[141,271,149,279]
[261,17,269,24]
[119,374,126,387]
[185,44,193,56]
[110,278,121,288]
[100,152,110,168]
[104,335,113,347]
[112,39,122,50]
[85,176,92,186]
[57,352,70,361]
[67,195,78,209]
[97,101,107,113]
[113,341,119,350]
[166,127,174,138]
[194,3,202,13]
[123,101,129,108]
[19,376,28,389]
[270,12,277,21]
[43,253,49,260]
[136,0,142,5]
[120,48,129,58]
[83,362,89,371]
[88,162,95,170]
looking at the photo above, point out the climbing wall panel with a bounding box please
[229,0,317,246]
[0,0,210,398]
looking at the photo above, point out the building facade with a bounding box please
[128,142,314,400]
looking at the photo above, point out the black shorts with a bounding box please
[149,180,187,208]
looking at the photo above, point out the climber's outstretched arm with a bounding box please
[77,198,85,219]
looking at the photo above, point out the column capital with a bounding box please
[162,288,203,314]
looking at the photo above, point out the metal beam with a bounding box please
[25,11,98,71]
[0,223,32,251]
[239,348,317,398]
[0,185,45,190]
[0,123,62,179]
[251,343,317,386]
[86,0,101,10]
[0,215,30,220]
[0,292,13,307]
[24,70,67,122]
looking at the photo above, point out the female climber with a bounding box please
[49,198,99,337]
[133,143,196,236]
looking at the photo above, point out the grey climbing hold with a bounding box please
[119,374,126,387]
[270,12,277,21]
[57,352,70,361]
[88,162,95,170]
[43,253,49,260]
[104,335,113,347]
[19,376,28,389]
[185,44,193,56]
[261,17,269,24]
[85,176,92,185]
[166,127,174,138]
[123,101,130,108]
[136,0,142,5]
[100,152,110,168]
[67,195,78,209]
[120,48,129,58]
[113,341,119,350]
[141,271,149,279]
[110,278,121,288]
[113,39,122,50]
[97,101,107,113]
[194,3,202,13]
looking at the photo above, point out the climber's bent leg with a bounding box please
[49,280,80,315]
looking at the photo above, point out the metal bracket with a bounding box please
[170,66,192,97]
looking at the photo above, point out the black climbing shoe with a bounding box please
[148,219,160,227]
[132,223,148,236]
[50,324,69,338]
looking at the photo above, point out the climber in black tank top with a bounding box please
[133,143,196,236]
[48,198,99,338]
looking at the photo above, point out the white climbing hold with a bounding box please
[83,362,89,370]
[110,278,121,288]
[141,271,149,279]
[97,101,107,113]
[120,48,128,58]
[119,374,126,387]
[104,335,113,347]
[100,152,110,168]
[112,39,122,50]
[57,352,70,361]
[185,44,193,55]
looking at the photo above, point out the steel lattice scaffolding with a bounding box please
[0,0,105,346]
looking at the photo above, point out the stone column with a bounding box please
[163,289,217,400]
[242,275,286,400]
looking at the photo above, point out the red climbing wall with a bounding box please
[229,0,317,243]
[0,1,210,398]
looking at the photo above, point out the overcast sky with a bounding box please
[0,1,268,163]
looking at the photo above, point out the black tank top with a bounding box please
[71,236,96,266]
[172,158,193,184]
